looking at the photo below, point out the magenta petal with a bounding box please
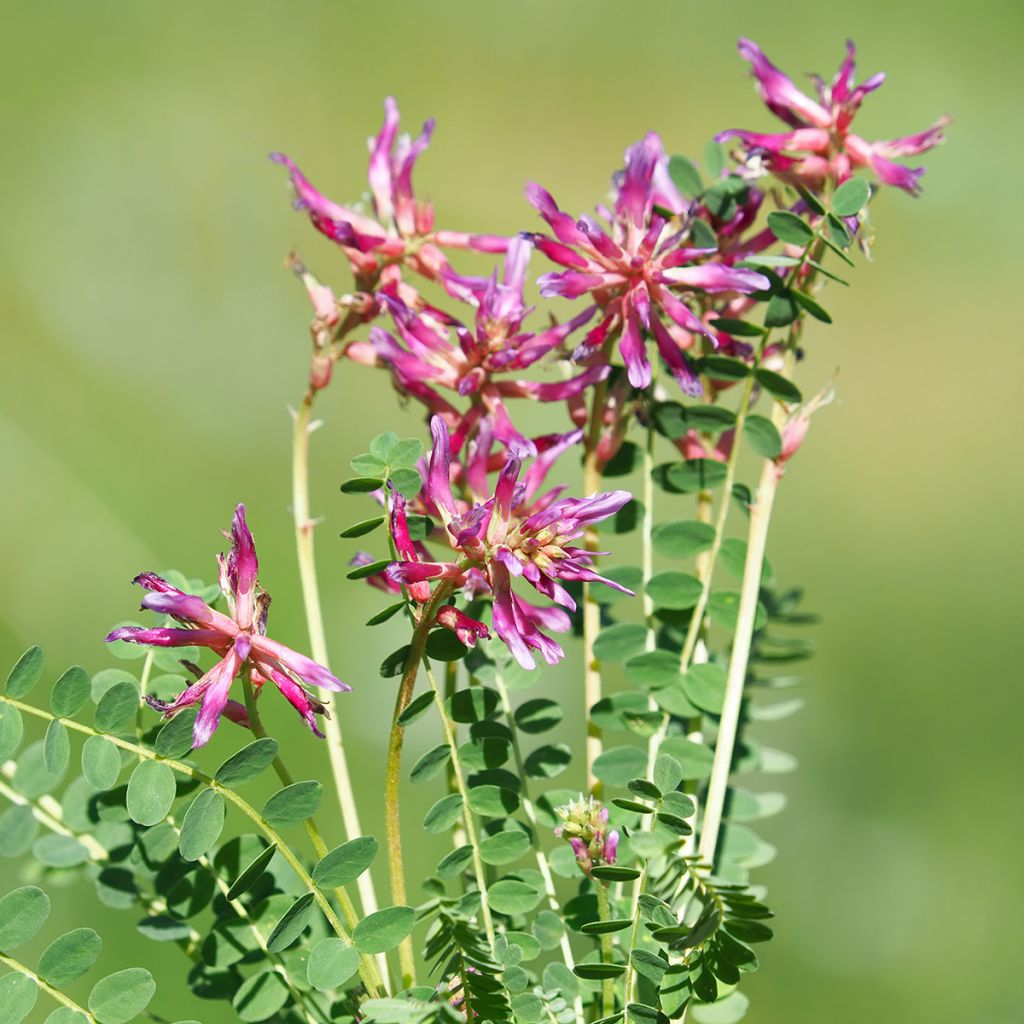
[428,416,459,522]
[620,302,651,389]
[192,653,240,748]
[368,96,400,224]
[106,626,226,649]
[660,264,769,294]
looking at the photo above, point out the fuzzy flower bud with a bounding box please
[554,794,620,878]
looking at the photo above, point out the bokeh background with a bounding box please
[2,2,1022,1021]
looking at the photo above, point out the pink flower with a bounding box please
[385,417,633,670]
[554,794,619,877]
[718,39,949,195]
[271,98,507,286]
[368,237,605,449]
[528,133,768,391]
[106,505,349,747]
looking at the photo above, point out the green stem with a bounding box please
[0,951,98,1024]
[240,677,385,994]
[423,659,495,950]
[622,861,650,1006]
[292,384,381,930]
[594,882,615,1018]
[0,693,379,998]
[384,581,456,988]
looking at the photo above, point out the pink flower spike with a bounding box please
[106,504,349,746]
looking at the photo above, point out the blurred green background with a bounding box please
[2,1,1021,1021]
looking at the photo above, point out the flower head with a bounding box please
[106,505,349,747]
[717,39,950,195]
[385,417,633,669]
[554,794,619,877]
[272,98,507,286]
[528,133,768,391]
[369,237,604,448]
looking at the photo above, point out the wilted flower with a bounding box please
[528,132,768,391]
[272,98,507,287]
[106,505,349,747]
[717,39,950,195]
[773,381,836,477]
[369,236,604,449]
[554,794,619,877]
[385,417,633,669]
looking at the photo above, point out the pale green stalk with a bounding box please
[0,951,99,1024]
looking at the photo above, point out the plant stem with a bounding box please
[291,389,381,930]
[594,882,616,1017]
[423,660,495,950]
[495,675,583,1021]
[582,375,609,792]
[0,693,380,998]
[384,581,455,988]
[622,861,649,1006]
[0,951,99,1024]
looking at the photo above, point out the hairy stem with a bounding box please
[594,882,616,1017]
[384,581,455,988]
[292,389,381,930]
[424,660,495,950]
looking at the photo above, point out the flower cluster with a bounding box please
[554,794,620,878]
[106,505,347,746]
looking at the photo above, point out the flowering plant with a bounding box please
[0,38,945,1024]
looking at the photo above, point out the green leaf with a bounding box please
[50,666,90,718]
[225,842,277,900]
[369,431,399,461]
[581,918,633,935]
[591,565,643,603]
[592,746,647,787]
[312,836,379,888]
[178,789,225,861]
[347,558,391,580]
[233,970,289,1022]
[0,973,37,1024]
[410,744,450,784]
[0,887,49,950]
[659,737,714,780]
[0,805,37,858]
[754,368,801,402]
[354,906,416,953]
[397,690,433,725]
[832,177,870,217]
[0,703,23,760]
[367,601,407,626]
[766,210,814,246]
[523,743,572,779]
[43,719,70,775]
[479,829,531,865]
[214,738,279,788]
[307,937,360,991]
[6,646,43,699]
[449,686,501,723]
[488,879,542,915]
[13,740,65,798]
[44,1011,89,1024]
[573,963,626,980]
[700,356,750,381]
[591,865,641,882]
[647,571,702,610]
[390,468,423,499]
[423,794,464,834]
[743,415,782,459]
[32,833,87,868]
[266,892,315,952]
[652,521,715,560]
[388,437,424,469]
[126,761,176,826]
[514,698,562,734]
[592,624,647,663]
[94,681,140,734]
[351,453,387,476]
[722,919,773,943]
[88,969,156,1024]
[591,691,650,731]
[623,650,683,690]
[38,928,102,987]
[704,140,725,178]
[154,708,197,758]
[81,735,122,790]
[596,499,643,534]
[379,645,411,678]
[668,155,703,198]
[339,515,386,538]
[684,664,728,714]
[764,290,799,328]
[468,785,521,816]
[630,949,667,986]
[654,753,683,794]
[339,476,385,494]
[792,289,832,323]
[654,460,727,495]
[711,318,767,338]
[425,629,469,662]
[690,992,750,1023]
[262,781,323,828]
[436,845,473,879]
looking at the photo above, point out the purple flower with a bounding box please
[368,237,605,449]
[385,417,634,670]
[106,505,349,747]
[271,98,507,286]
[527,133,769,391]
[717,39,950,195]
